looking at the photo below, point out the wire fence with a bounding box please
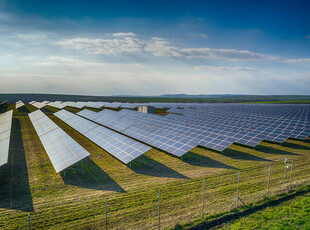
[20,157,310,230]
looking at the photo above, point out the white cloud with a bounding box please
[284,58,310,63]
[112,32,137,37]
[57,34,284,62]
[145,38,277,61]
[35,56,142,71]
[56,36,145,55]
[194,65,258,72]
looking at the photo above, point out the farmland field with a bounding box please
[0,105,310,229]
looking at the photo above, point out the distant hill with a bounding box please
[0,93,309,104]
[159,94,241,98]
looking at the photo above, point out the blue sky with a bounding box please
[0,0,309,95]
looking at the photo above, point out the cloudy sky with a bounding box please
[0,0,310,96]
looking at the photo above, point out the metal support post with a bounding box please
[158,188,161,230]
[283,158,293,191]
[283,164,287,190]
[289,160,294,190]
[105,199,108,230]
[267,165,271,196]
[202,178,205,218]
[229,171,246,211]
[28,214,31,230]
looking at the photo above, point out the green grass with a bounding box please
[0,104,309,229]
[222,191,310,229]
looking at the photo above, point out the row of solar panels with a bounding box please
[166,105,310,144]
[163,105,310,146]
[76,106,310,154]
[28,110,90,173]
[0,101,7,107]
[30,101,169,110]
[0,110,13,167]
[28,109,152,173]
[54,110,151,164]
[15,100,25,109]
[30,101,49,109]
[77,109,234,154]
[26,100,227,110]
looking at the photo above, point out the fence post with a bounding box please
[236,171,240,207]
[289,160,294,190]
[202,178,205,218]
[267,165,271,196]
[229,171,245,211]
[28,214,31,230]
[283,164,287,190]
[105,199,108,230]
[158,188,161,230]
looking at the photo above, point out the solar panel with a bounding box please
[77,109,199,157]
[47,101,66,109]
[28,110,90,173]
[15,100,25,109]
[0,110,13,167]
[31,101,49,109]
[54,109,151,164]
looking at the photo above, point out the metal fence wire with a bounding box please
[22,157,310,230]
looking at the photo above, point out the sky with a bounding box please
[0,0,310,96]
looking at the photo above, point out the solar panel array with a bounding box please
[23,99,310,156]
[37,100,168,110]
[166,104,310,144]
[44,101,106,109]
[77,103,310,154]
[30,101,49,109]
[54,109,151,164]
[15,100,25,109]
[47,101,67,109]
[32,100,166,110]
[0,110,13,167]
[0,100,7,107]
[78,109,213,156]
[28,110,90,173]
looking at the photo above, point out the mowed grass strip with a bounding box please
[222,189,310,229]
[0,115,309,229]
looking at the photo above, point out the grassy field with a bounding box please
[222,189,310,229]
[0,105,309,229]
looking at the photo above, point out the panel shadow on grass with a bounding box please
[0,118,33,212]
[0,104,9,113]
[17,106,30,113]
[255,144,301,156]
[40,107,54,114]
[130,155,189,179]
[61,157,125,193]
[182,151,238,170]
[225,148,273,162]
[282,141,310,150]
